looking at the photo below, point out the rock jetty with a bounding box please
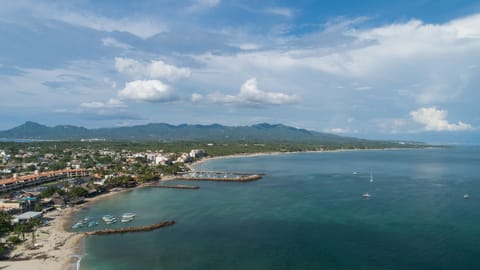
[85,221,175,236]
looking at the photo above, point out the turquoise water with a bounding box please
[77,147,480,270]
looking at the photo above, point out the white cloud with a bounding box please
[207,78,299,105]
[80,101,104,109]
[57,13,166,39]
[0,2,167,39]
[187,0,221,12]
[324,127,357,134]
[115,57,191,81]
[233,43,261,51]
[410,107,473,131]
[80,98,127,109]
[265,7,294,18]
[118,80,177,102]
[101,37,131,49]
[191,93,204,103]
[196,0,221,7]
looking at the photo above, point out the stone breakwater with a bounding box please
[84,221,176,236]
[175,174,263,182]
[148,184,200,189]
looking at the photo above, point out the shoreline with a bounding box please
[188,147,423,170]
[2,146,427,270]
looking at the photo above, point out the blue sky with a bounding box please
[1,0,480,143]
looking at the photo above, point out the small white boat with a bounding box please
[122,213,136,219]
[353,171,357,175]
[105,218,117,225]
[88,221,98,227]
[362,193,371,199]
[464,194,470,199]
[121,217,134,223]
[71,221,84,229]
[121,212,136,222]
[370,173,374,183]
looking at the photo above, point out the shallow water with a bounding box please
[76,147,480,270]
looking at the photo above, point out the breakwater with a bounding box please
[175,171,263,182]
[85,221,175,236]
[149,184,200,189]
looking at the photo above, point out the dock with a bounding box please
[84,220,176,236]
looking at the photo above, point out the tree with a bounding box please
[0,212,12,237]
[68,186,88,198]
[40,186,62,198]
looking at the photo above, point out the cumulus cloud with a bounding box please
[115,57,191,81]
[410,107,473,131]
[101,37,131,49]
[118,80,177,102]
[207,78,299,105]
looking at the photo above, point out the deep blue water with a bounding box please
[76,147,480,270]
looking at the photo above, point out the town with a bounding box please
[0,141,208,256]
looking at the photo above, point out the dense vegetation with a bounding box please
[0,121,424,143]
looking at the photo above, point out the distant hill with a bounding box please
[0,121,377,143]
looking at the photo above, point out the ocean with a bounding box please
[75,147,480,270]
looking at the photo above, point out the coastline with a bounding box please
[2,146,425,270]
[188,147,420,170]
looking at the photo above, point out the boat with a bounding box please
[122,213,136,219]
[353,171,357,175]
[121,217,134,223]
[88,221,98,227]
[71,221,84,229]
[362,193,371,199]
[105,218,117,225]
[102,215,115,221]
[121,212,136,222]
[464,194,470,199]
[102,215,117,224]
[370,173,374,183]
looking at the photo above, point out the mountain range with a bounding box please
[0,121,388,144]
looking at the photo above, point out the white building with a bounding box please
[189,149,205,159]
[175,153,192,163]
[154,155,171,166]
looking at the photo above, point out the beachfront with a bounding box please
[3,209,83,270]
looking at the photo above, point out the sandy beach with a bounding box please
[1,187,142,270]
[3,209,84,270]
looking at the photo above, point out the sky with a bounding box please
[1,0,480,143]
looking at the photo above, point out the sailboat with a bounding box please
[370,172,374,183]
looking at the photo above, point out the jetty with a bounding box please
[85,220,175,236]
[148,184,200,190]
[175,171,263,182]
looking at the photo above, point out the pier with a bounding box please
[175,171,264,182]
[85,220,176,236]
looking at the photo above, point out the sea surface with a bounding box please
[75,147,480,270]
